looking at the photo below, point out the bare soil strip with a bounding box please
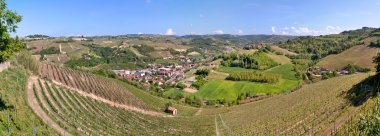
[27,76,71,136]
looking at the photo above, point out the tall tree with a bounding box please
[0,0,24,62]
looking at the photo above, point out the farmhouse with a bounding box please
[165,106,177,115]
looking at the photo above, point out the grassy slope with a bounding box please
[0,68,54,135]
[317,45,380,70]
[199,63,300,101]
[271,45,298,56]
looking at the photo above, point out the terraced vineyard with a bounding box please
[38,64,155,114]
[29,77,216,135]
[198,73,371,135]
[27,64,372,135]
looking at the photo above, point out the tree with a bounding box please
[374,53,380,73]
[0,0,24,62]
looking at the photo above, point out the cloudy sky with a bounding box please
[7,0,380,36]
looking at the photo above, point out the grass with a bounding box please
[266,53,291,64]
[265,63,298,80]
[271,45,298,56]
[317,45,380,70]
[0,68,55,135]
[196,79,300,101]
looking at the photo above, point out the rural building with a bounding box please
[166,106,177,115]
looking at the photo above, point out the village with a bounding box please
[112,57,199,87]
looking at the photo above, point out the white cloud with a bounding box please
[237,29,244,35]
[271,26,276,33]
[189,32,196,35]
[165,28,175,35]
[283,25,343,36]
[138,32,143,35]
[214,29,224,34]
[284,27,289,30]
[281,31,290,35]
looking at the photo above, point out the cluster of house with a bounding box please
[308,67,350,77]
[113,63,198,86]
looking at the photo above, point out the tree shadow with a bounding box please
[345,75,380,107]
[0,95,13,111]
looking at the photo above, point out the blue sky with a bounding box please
[7,0,380,36]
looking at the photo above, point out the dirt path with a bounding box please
[27,76,71,136]
[215,115,220,136]
[194,108,202,116]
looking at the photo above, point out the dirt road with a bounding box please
[27,76,71,136]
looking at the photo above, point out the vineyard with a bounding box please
[198,73,371,135]
[28,77,216,135]
[25,63,373,135]
[38,63,156,114]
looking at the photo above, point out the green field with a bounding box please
[199,63,300,101]
[196,79,299,101]
[264,63,298,80]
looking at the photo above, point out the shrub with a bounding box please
[226,71,280,83]
[195,69,210,76]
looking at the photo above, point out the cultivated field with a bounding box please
[38,64,155,114]
[317,45,380,70]
[199,73,371,135]
[29,77,216,135]
[198,64,300,101]
[271,45,298,56]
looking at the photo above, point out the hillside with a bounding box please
[317,45,380,70]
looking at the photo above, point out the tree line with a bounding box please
[226,71,280,83]
[220,52,278,70]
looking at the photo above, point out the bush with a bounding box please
[176,83,187,89]
[226,71,280,83]
[38,46,60,55]
[195,69,210,76]
[346,64,371,74]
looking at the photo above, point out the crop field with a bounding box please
[266,53,291,64]
[38,64,153,113]
[199,73,370,135]
[317,45,380,70]
[26,39,90,60]
[24,64,371,135]
[30,78,216,135]
[271,45,298,56]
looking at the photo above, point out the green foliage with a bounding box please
[195,69,210,76]
[0,68,54,135]
[133,44,155,56]
[65,57,103,68]
[370,40,380,47]
[13,50,39,74]
[374,53,380,73]
[38,46,60,55]
[176,83,187,89]
[221,52,278,70]
[226,71,280,83]
[191,77,206,90]
[345,64,371,74]
[279,35,363,60]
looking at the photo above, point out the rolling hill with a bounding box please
[317,45,380,70]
